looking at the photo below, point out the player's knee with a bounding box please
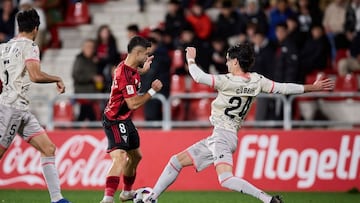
[218,172,234,190]
[169,155,183,171]
[41,143,56,157]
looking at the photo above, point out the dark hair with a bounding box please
[17,9,40,33]
[127,36,151,52]
[127,24,140,33]
[227,43,255,72]
[276,22,288,30]
[96,25,117,45]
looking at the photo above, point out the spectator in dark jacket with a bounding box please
[243,0,269,35]
[164,0,187,43]
[299,24,331,81]
[251,30,277,121]
[140,37,171,121]
[213,0,247,39]
[274,22,299,83]
[0,0,17,43]
[72,39,101,121]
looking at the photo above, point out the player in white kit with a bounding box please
[145,44,334,203]
[0,9,71,203]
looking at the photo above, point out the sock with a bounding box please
[151,156,182,199]
[103,176,120,201]
[123,173,136,191]
[219,172,272,203]
[41,156,63,202]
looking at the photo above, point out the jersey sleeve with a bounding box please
[188,63,215,88]
[23,42,40,62]
[260,75,304,94]
[114,69,137,99]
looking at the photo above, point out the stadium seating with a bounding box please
[169,49,185,74]
[59,1,91,27]
[319,73,360,124]
[53,100,74,122]
[86,0,107,3]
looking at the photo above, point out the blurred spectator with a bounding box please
[95,25,120,90]
[299,24,332,81]
[164,0,187,44]
[268,0,295,41]
[243,0,269,35]
[213,0,247,39]
[72,39,101,122]
[15,0,47,50]
[138,0,145,12]
[210,37,228,74]
[126,24,140,40]
[141,37,171,121]
[337,32,360,76]
[43,0,66,48]
[286,15,304,49]
[185,2,212,41]
[296,0,323,34]
[176,25,211,74]
[0,0,17,43]
[323,0,349,53]
[251,30,277,121]
[274,22,299,83]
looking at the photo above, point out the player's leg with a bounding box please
[149,150,193,200]
[29,133,71,203]
[0,106,19,160]
[213,130,281,203]
[20,110,70,203]
[101,149,127,203]
[120,148,142,201]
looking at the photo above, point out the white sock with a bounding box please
[41,156,63,202]
[102,196,113,202]
[151,156,182,199]
[219,172,272,203]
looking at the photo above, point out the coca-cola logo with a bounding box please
[235,134,360,189]
[0,134,112,187]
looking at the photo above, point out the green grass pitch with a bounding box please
[0,190,359,203]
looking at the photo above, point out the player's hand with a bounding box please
[151,79,163,92]
[56,80,66,94]
[313,75,334,91]
[139,55,154,75]
[185,47,196,62]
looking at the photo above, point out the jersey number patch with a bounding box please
[224,97,253,120]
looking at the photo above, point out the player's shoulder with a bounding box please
[248,72,265,81]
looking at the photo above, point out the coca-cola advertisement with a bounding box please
[0,130,359,191]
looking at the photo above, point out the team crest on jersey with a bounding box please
[126,85,135,95]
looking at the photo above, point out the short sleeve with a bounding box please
[24,42,40,62]
[122,84,137,98]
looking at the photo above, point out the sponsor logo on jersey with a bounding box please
[126,85,135,95]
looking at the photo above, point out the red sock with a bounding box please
[123,174,136,191]
[105,176,120,197]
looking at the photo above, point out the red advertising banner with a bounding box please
[0,129,359,192]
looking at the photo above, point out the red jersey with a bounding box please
[104,62,141,120]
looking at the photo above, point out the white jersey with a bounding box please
[0,37,40,110]
[188,63,304,132]
[210,73,272,132]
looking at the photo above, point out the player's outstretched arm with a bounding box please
[185,47,213,86]
[125,79,163,110]
[304,76,334,92]
[26,60,65,94]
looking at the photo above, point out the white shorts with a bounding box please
[0,104,45,149]
[186,128,238,172]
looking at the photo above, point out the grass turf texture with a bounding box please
[0,190,359,203]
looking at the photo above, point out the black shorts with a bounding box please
[103,115,140,152]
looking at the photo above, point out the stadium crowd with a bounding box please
[1,0,360,124]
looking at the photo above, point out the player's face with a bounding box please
[226,53,236,73]
[134,46,150,67]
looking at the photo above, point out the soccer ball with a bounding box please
[133,187,157,203]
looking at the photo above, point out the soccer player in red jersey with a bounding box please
[100,36,163,203]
